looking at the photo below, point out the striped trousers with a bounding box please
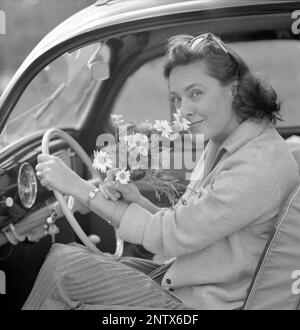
[22,243,192,310]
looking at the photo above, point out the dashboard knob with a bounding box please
[0,196,13,208]
[88,234,101,245]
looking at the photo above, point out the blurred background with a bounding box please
[0,0,95,96]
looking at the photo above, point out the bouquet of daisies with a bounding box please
[92,110,191,206]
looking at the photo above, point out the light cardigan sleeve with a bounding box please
[118,149,281,258]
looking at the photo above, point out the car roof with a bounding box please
[9,0,299,65]
[33,0,297,52]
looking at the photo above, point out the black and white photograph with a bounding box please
[0,0,300,315]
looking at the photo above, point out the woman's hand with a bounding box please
[100,169,143,204]
[35,154,83,196]
[100,169,160,214]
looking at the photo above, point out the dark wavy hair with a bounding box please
[163,34,282,125]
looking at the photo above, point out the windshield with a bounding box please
[0,42,110,148]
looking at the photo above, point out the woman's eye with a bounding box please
[191,90,203,99]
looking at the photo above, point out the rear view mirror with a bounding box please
[87,44,110,81]
[88,60,110,81]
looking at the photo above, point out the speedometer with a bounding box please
[17,162,38,209]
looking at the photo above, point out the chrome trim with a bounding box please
[17,162,38,209]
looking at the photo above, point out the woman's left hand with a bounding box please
[35,154,83,196]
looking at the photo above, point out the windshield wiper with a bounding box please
[6,82,66,127]
[33,82,66,120]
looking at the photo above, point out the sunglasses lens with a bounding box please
[189,36,205,50]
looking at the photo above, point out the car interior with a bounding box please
[0,5,300,309]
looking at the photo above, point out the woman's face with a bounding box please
[168,61,239,143]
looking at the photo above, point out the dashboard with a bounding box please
[0,135,105,310]
[0,138,84,245]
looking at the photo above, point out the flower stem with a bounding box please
[171,182,199,194]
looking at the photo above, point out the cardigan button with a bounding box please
[166,278,171,285]
[181,199,187,205]
[169,288,174,292]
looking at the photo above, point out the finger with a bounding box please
[102,180,121,198]
[105,178,116,188]
[106,186,121,198]
[37,154,52,162]
[106,168,119,176]
[114,181,130,194]
[99,185,109,199]
[36,171,43,179]
[40,178,48,188]
[103,178,118,192]
[35,163,45,171]
[40,178,53,192]
[107,192,117,202]
[111,190,121,198]
[103,187,118,202]
[105,171,115,183]
[106,168,120,183]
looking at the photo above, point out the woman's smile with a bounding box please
[189,119,205,127]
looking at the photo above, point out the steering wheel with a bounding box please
[41,128,123,259]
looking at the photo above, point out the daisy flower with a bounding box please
[92,150,113,173]
[126,133,149,155]
[128,151,148,170]
[172,109,191,131]
[137,120,153,131]
[153,120,173,138]
[115,169,131,184]
[111,114,124,126]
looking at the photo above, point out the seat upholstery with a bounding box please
[243,184,300,309]
[286,135,300,172]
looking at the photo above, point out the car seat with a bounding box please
[243,182,300,309]
[243,137,300,309]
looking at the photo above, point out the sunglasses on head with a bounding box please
[188,33,239,79]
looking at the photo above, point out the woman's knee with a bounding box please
[42,243,87,277]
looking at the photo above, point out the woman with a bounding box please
[23,33,299,310]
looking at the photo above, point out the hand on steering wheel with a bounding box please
[39,128,123,259]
